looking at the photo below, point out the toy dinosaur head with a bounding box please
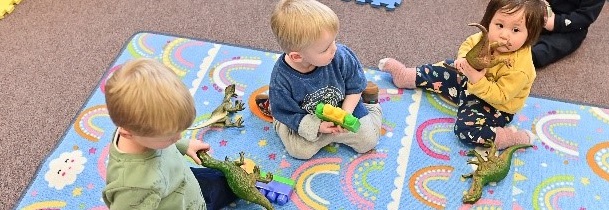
[224,84,237,98]
[196,151,213,166]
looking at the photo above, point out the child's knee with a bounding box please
[454,124,477,145]
[354,135,379,153]
[284,146,317,160]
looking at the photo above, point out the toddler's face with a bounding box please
[299,30,338,67]
[487,8,528,53]
[133,132,182,150]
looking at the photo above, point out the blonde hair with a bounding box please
[270,0,339,52]
[104,58,195,137]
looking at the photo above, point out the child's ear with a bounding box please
[287,52,303,62]
[118,127,134,139]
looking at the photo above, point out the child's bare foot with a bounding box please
[378,58,417,89]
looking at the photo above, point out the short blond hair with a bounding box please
[270,0,339,52]
[104,58,195,137]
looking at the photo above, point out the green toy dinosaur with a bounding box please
[444,23,512,73]
[197,151,275,210]
[461,139,532,204]
[188,84,245,130]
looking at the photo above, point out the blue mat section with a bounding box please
[341,0,402,11]
[15,32,609,209]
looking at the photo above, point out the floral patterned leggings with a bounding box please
[415,60,514,146]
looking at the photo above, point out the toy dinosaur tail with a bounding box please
[468,23,488,34]
[499,144,532,161]
[248,196,274,210]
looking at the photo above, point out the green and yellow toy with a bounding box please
[315,102,361,133]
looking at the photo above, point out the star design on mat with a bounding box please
[268,153,276,160]
[88,147,96,155]
[30,190,38,197]
[258,139,267,147]
[581,177,590,185]
[87,183,94,189]
[280,158,291,168]
[459,150,468,156]
[73,187,83,197]
[219,139,227,147]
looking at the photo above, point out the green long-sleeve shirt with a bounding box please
[102,131,206,210]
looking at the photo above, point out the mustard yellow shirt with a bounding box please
[457,32,536,114]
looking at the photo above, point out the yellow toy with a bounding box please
[1,0,22,20]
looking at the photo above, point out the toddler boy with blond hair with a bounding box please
[267,0,382,159]
[102,58,236,210]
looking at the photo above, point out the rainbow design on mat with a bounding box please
[187,126,223,142]
[426,92,458,116]
[590,107,609,124]
[587,141,609,181]
[532,175,575,210]
[127,33,155,58]
[207,56,262,96]
[20,200,67,210]
[97,143,110,181]
[290,157,342,210]
[416,118,456,161]
[162,38,204,77]
[408,165,454,209]
[341,152,388,209]
[74,105,109,142]
[533,110,580,159]
[100,64,122,93]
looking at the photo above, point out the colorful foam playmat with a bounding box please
[15,32,609,209]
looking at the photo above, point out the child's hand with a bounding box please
[185,139,211,165]
[319,121,345,134]
[455,57,486,84]
[542,0,555,31]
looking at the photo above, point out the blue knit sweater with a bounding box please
[269,44,368,132]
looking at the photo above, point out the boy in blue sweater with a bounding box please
[267,0,382,159]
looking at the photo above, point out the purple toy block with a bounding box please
[256,181,293,206]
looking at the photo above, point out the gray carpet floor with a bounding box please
[1,0,607,208]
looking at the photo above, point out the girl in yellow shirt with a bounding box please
[378,0,547,149]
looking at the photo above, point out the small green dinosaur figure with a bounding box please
[189,84,245,130]
[461,139,532,204]
[444,23,512,73]
[197,151,275,210]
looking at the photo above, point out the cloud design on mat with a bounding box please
[44,150,87,190]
